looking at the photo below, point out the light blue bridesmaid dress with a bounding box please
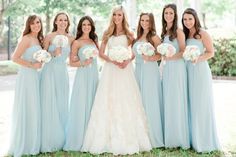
[162,36,190,149]
[40,45,70,152]
[64,44,99,151]
[9,45,41,157]
[132,41,164,148]
[186,39,221,152]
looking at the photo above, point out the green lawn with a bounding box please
[15,148,225,157]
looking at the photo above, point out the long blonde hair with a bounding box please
[102,5,132,43]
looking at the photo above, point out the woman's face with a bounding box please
[140,14,150,31]
[112,9,124,25]
[82,19,92,34]
[164,7,175,23]
[55,14,68,30]
[30,17,41,33]
[183,13,195,30]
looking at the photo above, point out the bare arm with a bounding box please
[197,30,214,62]
[166,29,186,61]
[99,40,111,62]
[142,35,162,62]
[69,40,92,67]
[44,33,61,57]
[12,36,42,69]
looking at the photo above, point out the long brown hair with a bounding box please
[134,12,156,46]
[52,12,70,33]
[23,15,44,46]
[182,8,202,40]
[75,16,98,48]
[102,5,132,43]
[161,3,178,41]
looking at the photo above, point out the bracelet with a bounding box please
[80,61,84,67]
[28,61,33,68]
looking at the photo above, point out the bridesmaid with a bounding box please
[40,12,74,152]
[9,15,43,157]
[160,3,190,149]
[182,8,221,152]
[132,12,164,148]
[64,16,99,151]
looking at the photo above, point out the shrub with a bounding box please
[209,38,236,76]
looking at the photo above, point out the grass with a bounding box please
[0,60,19,76]
[5,148,225,157]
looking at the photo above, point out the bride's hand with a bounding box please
[119,59,130,69]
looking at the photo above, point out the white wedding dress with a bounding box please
[81,35,152,155]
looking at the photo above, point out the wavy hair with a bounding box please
[75,16,98,48]
[102,5,132,43]
[23,15,44,47]
[161,3,178,41]
[134,12,156,46]
[52,12,70,33]
[182,8,202,40]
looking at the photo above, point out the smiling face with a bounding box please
[112,9,124,25]
[55,14,68,31]
[82,19,92,34]
[183,13,195,30]
[164,7,175,23]
[140,14,150,31]
[30,17,41,33]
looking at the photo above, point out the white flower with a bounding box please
[52,35,69,48]
[33,49,52,63]
[109,46,131,63]
[82,46,98,59]
[157,43,176,57]
[183,45,201,61]
[137,42,155,56]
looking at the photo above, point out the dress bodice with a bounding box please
[48,44,70,62]
[186,39,205,55]
[78,44,98,61]
[163,36,180,53]
[107,35,128,54]
[22,45,42,62]
[132,41,145,63]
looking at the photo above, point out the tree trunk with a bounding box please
[45,0,51,34]
[46,14,50,33]
[0,0,5,36]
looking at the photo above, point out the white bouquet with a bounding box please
[52,35,69,48]
[183,45,200,61]
[157,43,176,57]
[137,42,155,56]
[109,46,131,63]
[82,46,98,59]
[33,49,52,63]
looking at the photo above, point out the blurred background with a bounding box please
[0,1,235,157]
[0,0,235,77]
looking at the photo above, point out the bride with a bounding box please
[81,5,152,155]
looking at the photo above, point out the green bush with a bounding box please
[209,38,236,76]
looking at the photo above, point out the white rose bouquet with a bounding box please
[33,49,52,63]
[137,42,155,56]
[157,43,176,57]
[109,46,131,63]
[52,35,69,48]
[183,45,200,62]
[82,46,98,59]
